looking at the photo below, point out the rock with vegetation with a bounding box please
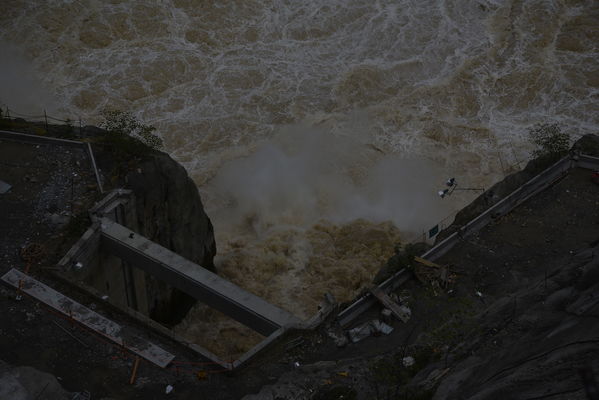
[527,122,570,158]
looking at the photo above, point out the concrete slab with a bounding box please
[1,269,175,368]
[99,218,302,336]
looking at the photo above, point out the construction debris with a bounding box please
[347,320,394,343]
[381,308,393,324]
[347,323,372,343]
[370,287,411,323]
[327,330,349,348]
[413,256,456,290]
[371,320,394,335]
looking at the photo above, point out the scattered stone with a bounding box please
[165,384,174,394]
[402,356,415,368]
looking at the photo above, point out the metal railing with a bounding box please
[0,105,88,136]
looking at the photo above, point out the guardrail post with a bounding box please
[44,109,49,132]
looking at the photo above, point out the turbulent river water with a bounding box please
[1,0,597,356]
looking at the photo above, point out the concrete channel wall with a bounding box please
[338,154,599,327]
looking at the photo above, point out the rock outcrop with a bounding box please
[121,151,217,323]
[74,125,218,325]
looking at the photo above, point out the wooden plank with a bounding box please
[370,287,410,323]
[414,256,442,269]
[1,268,175,368]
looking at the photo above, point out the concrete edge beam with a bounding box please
[99,218,302,336]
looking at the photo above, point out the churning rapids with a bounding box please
[1,0,597,356]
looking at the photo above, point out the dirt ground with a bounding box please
[1,132,598,400]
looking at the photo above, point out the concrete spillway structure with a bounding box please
[55,187,323,369]
[99,217,301,336]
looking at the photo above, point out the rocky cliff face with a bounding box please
[83,127,217,325]
[121,151,217,324]
[124,152,216,272]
